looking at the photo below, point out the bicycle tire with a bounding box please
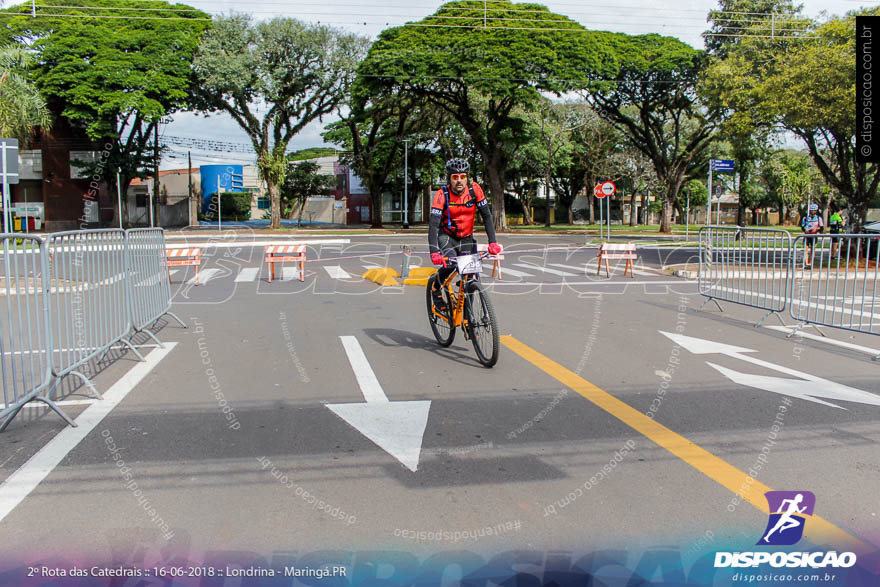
[464,280,499,367]
[426,274,455,347]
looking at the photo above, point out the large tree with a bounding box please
[0,0,209,226]
[705,9,877,231]
[578,33,719,233]
[357,0,604,231]
[194,15,368,229]
[0,45,51,141]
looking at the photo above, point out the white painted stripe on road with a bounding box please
[282,267,303,281]
[187,268,220,285]
[339,336,388,404]
[513,263,577,277]
[324,266,352,279]
[234,267,260,282]
[0,399,96,410]
[164,239,349,249]
[549,263,589,274]
[488,280,693,286]
[764,325,880,357]
[169,270,179,277]
[0,343,177,524]
[484,266,533,278]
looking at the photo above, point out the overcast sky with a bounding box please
[163,0,869,169]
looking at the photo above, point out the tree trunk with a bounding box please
[370,187,383,228]
[269,179,281,229]
[589,196,596,224]
[673,201,684,225]
[736,202,745,226]
[521,196,534,225]
[641,192,649,225]
[659,198,673,233]
[751,207,759,226]
[486,164,507,232]
[567,203,575,224]
[629,192,637,226]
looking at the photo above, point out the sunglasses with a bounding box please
[450,173,467,181]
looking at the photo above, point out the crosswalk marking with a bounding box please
[324,266,352,279]
[282,266,303,281]
[484,265,533,278]
[187,268,221,285]
[549,263,589,274]
[235,267,260,282]
[513,263,577,277]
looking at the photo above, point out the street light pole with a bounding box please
[402,139,410,229]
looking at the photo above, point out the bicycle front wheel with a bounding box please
[426,274,455,347]
[465,281,499,367]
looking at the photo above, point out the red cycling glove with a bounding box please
[430,252,445,266]
[487,242,502,255]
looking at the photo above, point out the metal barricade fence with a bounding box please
[126,228,186,342]
[699,226,793,326]
[0,235,63,431]
[789,234,880,354]
[45,230,138,398]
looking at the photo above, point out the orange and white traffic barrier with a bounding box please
[596,242,636,278]
[264,244,306,282]
[477,243,504,279]
[166,247,202,284]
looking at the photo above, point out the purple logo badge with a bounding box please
[758,491,816,546]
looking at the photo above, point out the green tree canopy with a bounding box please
[0,0,210,225]
[0,44,51,141]
[357,0,608,230]
[705,9,877,231]
[578,31,718,232]
[194,15,369,228]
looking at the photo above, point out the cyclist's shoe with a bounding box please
[431,286,448,313]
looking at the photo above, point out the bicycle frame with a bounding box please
[433,252,488,331]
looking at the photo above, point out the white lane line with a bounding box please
[0,343,177,524]
[339,336,388,403]
[282,267,303,281]
[549,263,589,274]
[764,325,880,357]
[0,399,96,410]
[187,268,221,285]
[488,280,693,286]
[234,267,260,282]
[484,266,533,278]
[324,266,353,279]
[513,263,577,277]
[169,270,179,277]
[164,239,350,249]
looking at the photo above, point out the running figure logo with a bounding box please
[759,491,816,546]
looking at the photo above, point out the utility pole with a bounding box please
[188,151,193,227]
[153,122,160,228]
[402,139,410,229]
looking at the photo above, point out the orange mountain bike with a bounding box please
[426,251,499,367]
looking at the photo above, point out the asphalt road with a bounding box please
[0,233,878,586]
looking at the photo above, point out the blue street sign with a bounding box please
[711,159,735,172]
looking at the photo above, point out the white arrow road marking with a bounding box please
[660,331,880,409]
[327,336,431,472]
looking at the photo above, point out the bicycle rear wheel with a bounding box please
[426,275,455,347]
[464,281,499,367]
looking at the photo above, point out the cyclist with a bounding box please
[428,158,501,310]
[800,203,823,270]
[828,205,846,258]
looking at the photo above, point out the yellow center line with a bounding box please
[500,335,873,553]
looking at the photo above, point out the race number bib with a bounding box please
[456,254,482,275]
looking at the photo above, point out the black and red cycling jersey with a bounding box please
[430,182,488,238]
